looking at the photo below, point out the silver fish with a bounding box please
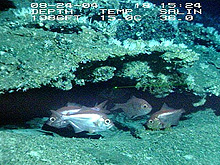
[48,109,114,133]
[147,103,185,130]
[46,101,109,128]
[111,96,152,119]
[67,100,109,113]
[46,106,81,128]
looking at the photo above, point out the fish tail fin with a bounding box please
[181,108,186,113]
[110,103,122,111]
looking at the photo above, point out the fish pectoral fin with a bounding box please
[68,121,84,133]
[152,128,160,131]
[88,129,95,133]
[164,126,172,131]
[93,121,100,127]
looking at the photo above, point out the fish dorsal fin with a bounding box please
[66,102,81,107]
[59,106,80,111]
[50,110,62,118]
[160,104,185,113]
[81,106,91,111]
[131,95,137,99]
[93,100,110,113]
[126,95,137,104]
[161,103,173,111]
[57,106,81,115]
[96,100,108,109]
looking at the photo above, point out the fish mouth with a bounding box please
[108,126,117,132]
[108,124,115,130]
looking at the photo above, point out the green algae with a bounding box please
[92,66,116,83]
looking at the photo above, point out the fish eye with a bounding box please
[142,104,148,108]
[148,119,153,124]
[50,117,56,122]
[104,119,111,125]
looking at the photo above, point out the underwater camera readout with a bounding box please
[1,0,220,164]
[30,2,202,22]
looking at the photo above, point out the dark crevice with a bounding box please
[0,0,16,11]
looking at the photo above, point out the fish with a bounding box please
[67,100,109,114]
[49,109,114,133]
[46,105,82,128]
[147,103,185,130]
[46,110,69,128]
[111,96,152,119]
[46,101,109,128]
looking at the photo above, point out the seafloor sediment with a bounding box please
[1,109,220,165]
